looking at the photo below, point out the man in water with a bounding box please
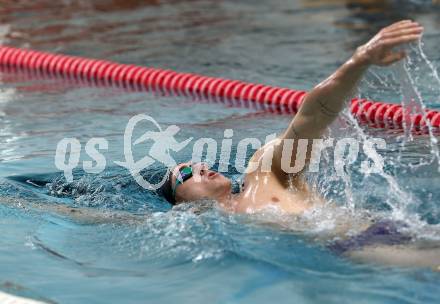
[159,20,440,269]
[161,20,421,212]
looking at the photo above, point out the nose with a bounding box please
[192,162,209,176]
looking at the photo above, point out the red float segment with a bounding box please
[0,45,439,130]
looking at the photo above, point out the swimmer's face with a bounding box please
[171,162,231,204]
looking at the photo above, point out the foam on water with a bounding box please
[339,41,440,235]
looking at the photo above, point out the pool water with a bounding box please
[1,0,440,303]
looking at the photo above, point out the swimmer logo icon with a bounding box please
[115,114,192,190]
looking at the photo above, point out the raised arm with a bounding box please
[286,20,423,139]
[266,20,423,185]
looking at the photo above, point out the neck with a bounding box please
[217,192,241,212]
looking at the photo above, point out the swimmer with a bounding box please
[4,20,437,270]
[159,20,440,269]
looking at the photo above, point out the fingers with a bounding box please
[386,22,422,34]
[382,20,412,33]
[384,20,414,32]
[382,20,422,38]
[382,26,424,39]
[379,20,423,47]
[382,34,421,47]
[364,20,423,67]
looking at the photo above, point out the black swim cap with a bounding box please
[158,169,176,205]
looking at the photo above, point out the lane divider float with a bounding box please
[1,46,439,130]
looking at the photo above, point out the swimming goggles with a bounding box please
[172,166,193,197]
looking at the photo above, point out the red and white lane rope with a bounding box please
[1,46,439,130]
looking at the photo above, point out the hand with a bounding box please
[354,20,424,66]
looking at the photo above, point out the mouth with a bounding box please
[208,171,219,179]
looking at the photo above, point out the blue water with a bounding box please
[1,0,440,303]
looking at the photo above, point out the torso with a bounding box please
[227,170,373,239]
[220,138,377,243]
[231,171,324,214]
[224,142,370,236]
[229,140,325,215]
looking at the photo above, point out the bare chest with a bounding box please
[233,175,317,214]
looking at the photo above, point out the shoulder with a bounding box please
[243,137,299,189]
